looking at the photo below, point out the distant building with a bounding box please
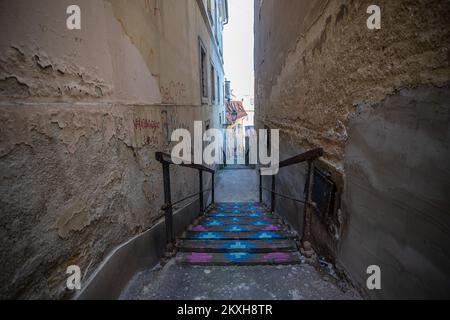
[225,100,247,164]
[225,80,232,101]
[240,95,255,137]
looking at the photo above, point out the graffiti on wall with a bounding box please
[160,81,186,104]
[133,118,160,131]
[133,109,196,149]
[133,107,200,151]
[133,117,161,148]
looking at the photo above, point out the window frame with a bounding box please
[210,62,216,104]
[217,74,221,105]
[199,38,209,104]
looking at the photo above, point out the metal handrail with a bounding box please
[259,147,323,242]
[162,188,212,210]
[278,148,323,168]
[261,187,306,204]
[156,152,215,173]
[156,152,215,248]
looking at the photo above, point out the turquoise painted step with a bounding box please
[176,251,302,266]
[180,230,296,240]
[195,217,283,226]
[177,239,298,253]
[177,202,301,267]
[208,209,271,214]
[207,212,274,218]
[187,224,286,232]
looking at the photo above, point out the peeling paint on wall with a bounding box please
[0,45,110,99]
[256,0,450,167]
[0,0,223,299]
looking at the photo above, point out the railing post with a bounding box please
[271,175,276,213]
[303,160,315,241]
[199,170,204,215]
[223,150,227,167]
[162,162,174,247]
[259,169,263,203]
[211,172,215,204]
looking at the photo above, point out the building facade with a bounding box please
[241,94,255,136]
[0,0,228,299]
[225,100,247,164]
[255,0,450,299]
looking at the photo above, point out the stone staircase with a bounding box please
[176,202,302,265]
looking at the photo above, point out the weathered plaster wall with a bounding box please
[341,85,450,299]
[0,0,223,299]
[255,0,450,298]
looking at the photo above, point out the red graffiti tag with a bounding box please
[134,118,160,131]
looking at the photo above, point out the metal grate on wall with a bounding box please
[311,168,336,221]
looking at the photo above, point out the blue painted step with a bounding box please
[176,202,301,266]
[180,230,296,240]
[177,239,298,253]
[177,251,302,266]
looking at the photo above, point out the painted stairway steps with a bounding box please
[177,239,298,253]
[176,202,301,266]
[176,252,302,266]
[187,224,286,232]
[194,217,283,226]
[208,212,275,218]
[208,208,272,214]
[180,230,296,240]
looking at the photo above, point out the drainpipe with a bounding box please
[223,0,229,25]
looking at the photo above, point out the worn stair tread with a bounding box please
[196,217,283,226]
[187,224,287,232]
[208,209,271,214]
[213,207,268,211]
[207,212,274,218]
[173,202,300,267]
[213,202,263,207]
[176,251,302,266]
[209,205,270,211]
[177,239,298,253]
[208,205,270,210]
[180,230,296,240]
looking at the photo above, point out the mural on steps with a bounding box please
[177,202,302,266]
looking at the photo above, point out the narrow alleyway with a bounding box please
[119,168,360,300]
[214,167,259,202]
[0,0,448,301]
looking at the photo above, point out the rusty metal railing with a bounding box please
[155,152,215,248]
[259,148,323,241]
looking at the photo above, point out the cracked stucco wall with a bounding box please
[255,0,450,298]
[0,0,222,299]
